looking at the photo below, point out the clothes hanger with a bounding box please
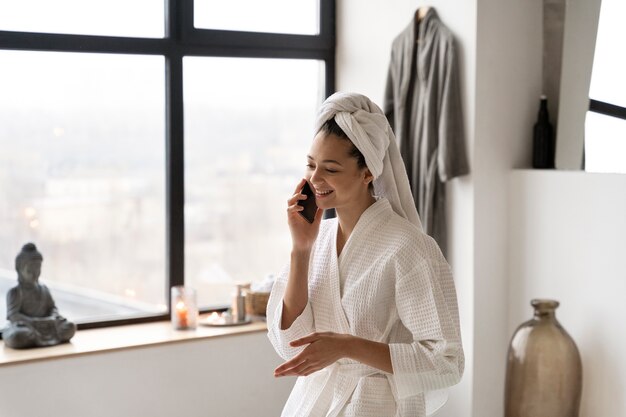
[416,6,431,22]
[415,6,431,44]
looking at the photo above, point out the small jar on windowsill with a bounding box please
[171,286,198,330]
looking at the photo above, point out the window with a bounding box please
[0,1,335,331]
[183,57,324,308]
[0,51,167,325]
[585,0,626,173]
[194,0,319,35]
[0,0,164,38]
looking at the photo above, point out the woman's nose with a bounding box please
[309,168,323,185]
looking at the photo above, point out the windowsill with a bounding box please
[0,317,267,367]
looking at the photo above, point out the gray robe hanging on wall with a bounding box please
[384,8,469,256]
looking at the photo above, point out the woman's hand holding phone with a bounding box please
[287,178,322,252]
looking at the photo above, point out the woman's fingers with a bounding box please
[290,333,320,347]
[287,191,308,208]
[274,356,306,376]
[301,364,321,376]
[287,203,304,215]
[275,359,314,377]
[287,194,307,206]
[292,178,307,194]
[290,362,319,377]
[287,178,312,205]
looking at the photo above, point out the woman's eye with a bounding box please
[306,164,337,173]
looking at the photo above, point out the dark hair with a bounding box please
[319,118,367,169]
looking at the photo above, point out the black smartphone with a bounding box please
[297,181,317,223]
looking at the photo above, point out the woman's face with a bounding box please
[305,132,373,211]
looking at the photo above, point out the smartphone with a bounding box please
[297,181,318,224]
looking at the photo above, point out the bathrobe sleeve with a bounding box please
[266,263,316,361]
[389,259,464,400]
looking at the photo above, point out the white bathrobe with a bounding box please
[267,198,464,417]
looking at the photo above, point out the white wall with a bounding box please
[472,0,542,415]
[0,332,295,417]
[509,170,626,417]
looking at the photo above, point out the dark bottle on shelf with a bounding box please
[532,95,555,169]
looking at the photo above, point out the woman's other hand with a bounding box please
[287,178,322,252]
[274,332,353,377]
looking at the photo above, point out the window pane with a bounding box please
[194,0,319,35]
[585,112,626,174]
[0,51,167,329]
[184,57,323,308]
[0,0,164,38]
[589,0,626,108]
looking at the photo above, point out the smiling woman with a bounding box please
[267,93,464,417]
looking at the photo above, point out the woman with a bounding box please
[267,92,464,417]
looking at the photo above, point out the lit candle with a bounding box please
[171,286,197,330]
[175,300,188,328]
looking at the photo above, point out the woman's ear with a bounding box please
[363,169,374,185]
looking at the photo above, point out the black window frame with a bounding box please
[0,0,336,331]
[589,99,626,121]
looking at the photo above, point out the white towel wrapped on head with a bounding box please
[314,92,422,230]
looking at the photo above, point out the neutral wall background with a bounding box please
[0,332,295,417]
[509,170,626,417]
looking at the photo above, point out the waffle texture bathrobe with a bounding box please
[267,198,464,417]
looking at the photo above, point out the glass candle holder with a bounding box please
[171,286,198,330]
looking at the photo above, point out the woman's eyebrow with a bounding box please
[307,155,343,165]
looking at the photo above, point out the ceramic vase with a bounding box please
[504,299,582,417]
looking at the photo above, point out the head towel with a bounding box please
[314,92,422,230]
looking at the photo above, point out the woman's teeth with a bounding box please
[316,190,333,196]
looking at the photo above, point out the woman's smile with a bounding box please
[314,189,334,198]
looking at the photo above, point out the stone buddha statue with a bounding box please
[3,243,76,349]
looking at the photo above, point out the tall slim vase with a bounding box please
[504,299,582,417]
